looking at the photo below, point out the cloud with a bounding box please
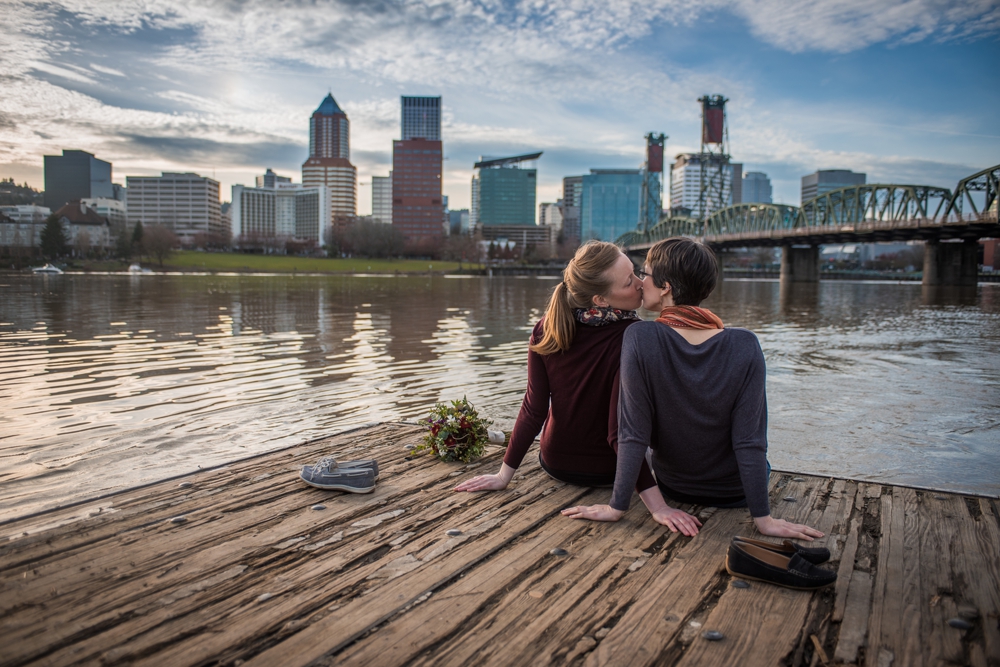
[729,0,1000,53]
[0,0,997,214]
[90,63,126,77]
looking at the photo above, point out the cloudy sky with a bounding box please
[2,0,998,215]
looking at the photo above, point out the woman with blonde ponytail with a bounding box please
[456,242,673,523]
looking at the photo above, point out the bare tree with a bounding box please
[143,224,178,268]
[75,228,91,258]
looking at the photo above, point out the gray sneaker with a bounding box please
[303,455,379,480]
[300,457,377,493]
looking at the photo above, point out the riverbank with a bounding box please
[2,422,997,667]
[6,251,469,274]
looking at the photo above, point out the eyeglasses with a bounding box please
[635,270,650,280]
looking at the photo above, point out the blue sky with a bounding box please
[1,0,998,214]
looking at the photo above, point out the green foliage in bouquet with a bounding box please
[416,397,490,463]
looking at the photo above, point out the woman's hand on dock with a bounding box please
[560,504,624,522]
[638,486,701,536]
[454,463,516,492]
[753,515,824,540]
[650,508,702,536]
[453,474,509,492]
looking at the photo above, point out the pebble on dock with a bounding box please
[702,630,724,641]
[257,593,273,603]
[948,618,972,630]
[957,605,979,620]
[404,444,416,450]
[169,516,187,524]
[783,496,797,502]
[446,529,462,536]
[549,548,569,556]
[311,504,326,511]
[178,482,192,488]
[792,477,805,482]
[732,580,750,589]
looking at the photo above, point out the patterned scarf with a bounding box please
[574,306,640,326]
[656,305,724,329]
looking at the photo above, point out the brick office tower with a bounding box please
[301,94,356,246]
[392,96,442,255]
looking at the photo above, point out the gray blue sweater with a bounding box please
[609,323,771,517]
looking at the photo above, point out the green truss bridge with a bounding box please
[618,164,999,286]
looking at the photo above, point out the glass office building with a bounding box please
[472,167,537,227]
[580,169,643,242]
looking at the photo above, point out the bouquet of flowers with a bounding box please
[416,397,492,463]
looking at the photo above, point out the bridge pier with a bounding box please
[922,239,979,287]
[780,245,819,283]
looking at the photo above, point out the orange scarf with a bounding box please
[656,305,723,329]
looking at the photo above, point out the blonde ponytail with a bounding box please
[530,241,624,355]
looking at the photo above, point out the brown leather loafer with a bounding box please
[733,535,830,564]
[726,540,837,590]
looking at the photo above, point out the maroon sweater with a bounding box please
[503,318,656,493]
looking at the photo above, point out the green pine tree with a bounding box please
[39,215,69,259]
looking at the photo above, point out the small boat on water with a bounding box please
[31,263,63,274]
[128,263,153,274]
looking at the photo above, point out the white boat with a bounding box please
[31,263,63,274]
[128,264,153,274]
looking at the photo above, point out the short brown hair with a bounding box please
[645,238,718,306]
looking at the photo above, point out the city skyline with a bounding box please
[2,1,998,215]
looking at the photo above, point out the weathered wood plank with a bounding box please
[672,477,840,667]
[834,569,872,663]
[1,426,997,667]
[332,496,677,666]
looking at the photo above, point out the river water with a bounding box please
[1,273,998,521]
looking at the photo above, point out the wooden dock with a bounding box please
[1,422,997,666]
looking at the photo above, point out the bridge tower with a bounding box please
[696,95,731,231]
[640,133,666,233]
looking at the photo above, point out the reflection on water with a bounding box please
[1,274,998,520]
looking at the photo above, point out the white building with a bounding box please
[538,202,563,232]
[53,201,112,252]
[125,173,224,243]
[669,154,741,218]
[372,174,392,224]
[741,172,773,204]
[80,198,127,235]
[0,206,50,249]
[0,205,51,224]
[230,183,331,244]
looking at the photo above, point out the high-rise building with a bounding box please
[470,153,541,229]
[470,153,552,255]
[392,139,443,251]
[256,169,291,189]
[581,169,644,242]
[448,209,469,235]
[401,96,441,141]
[43,150,113,210]
[124,172,224,242]
[392,96,443,252]
[372,174,392,224]
[230,183,330,244]
[538,202,563,232]
[669,153,741,218]
[741,172,773,204]
[302,94,357,237]
[561,176,584,244]
[801,169,866,204]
